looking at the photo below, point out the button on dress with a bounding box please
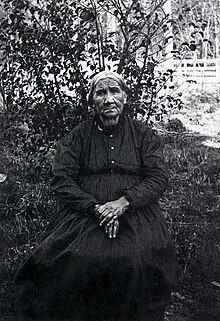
[15,115,177,321]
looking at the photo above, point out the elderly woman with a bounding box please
[15,71,177,321]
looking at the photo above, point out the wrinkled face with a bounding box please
[92,78,127,118]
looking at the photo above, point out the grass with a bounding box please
[0,114,219,320]
[162,132,220,320]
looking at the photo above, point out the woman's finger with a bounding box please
[94,206,101,219]
[108,224,113,239]
[97,205,106,214]
[113,221,119,238]
[112,222,116,238]
[106,216,118,226]
[100,213,113,226]
[99,208,111,222]
[97,202,111,214]
[100,213,116,226]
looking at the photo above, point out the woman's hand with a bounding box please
[105,219,120,239]
[97,196,129,226]
[94,204,120,238]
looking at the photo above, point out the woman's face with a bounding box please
[92,78,127,119]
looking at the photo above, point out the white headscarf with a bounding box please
[88,71,130,106]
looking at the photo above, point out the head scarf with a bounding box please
[88,71,130,107]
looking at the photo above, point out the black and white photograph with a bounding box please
[0,1,219,320]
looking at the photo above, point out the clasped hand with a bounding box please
[94,196,129,239]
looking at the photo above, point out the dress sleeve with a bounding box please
[50,127,99,213]
[124,128,168,210]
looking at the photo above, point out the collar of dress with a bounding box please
[94,114,126,134]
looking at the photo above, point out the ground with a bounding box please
[169,94,220,148]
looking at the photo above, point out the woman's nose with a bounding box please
[104,91,114,104]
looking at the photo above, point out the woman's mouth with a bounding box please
[103,106,117,112]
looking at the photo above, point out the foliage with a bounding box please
[173,0,220,59]
[0,0,208,165]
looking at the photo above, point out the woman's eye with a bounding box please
[96,90,105,96]
[111,88,120,94]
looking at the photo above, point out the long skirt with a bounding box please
[15,206,177,321]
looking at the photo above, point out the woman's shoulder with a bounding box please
[127,117,163,152]
[56,119,93,149]
[64,118,94,139]
[78,118,94,133]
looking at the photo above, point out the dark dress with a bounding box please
[15,115,177,321]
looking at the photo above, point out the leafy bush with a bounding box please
[0,0,207,147]
[0,0,209,181]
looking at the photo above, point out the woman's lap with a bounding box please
[15,211,173,321]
